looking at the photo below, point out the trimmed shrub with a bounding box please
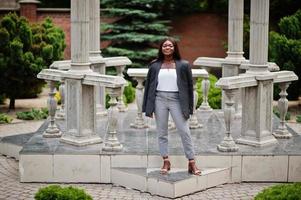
[35,185,93,200]
[296,115,301,123]
[196,74,222,109]
[255,183,301,200]
[0,113,12,124]
[16,108,48,120]
[123,81,136,104]
[0,13,66,109]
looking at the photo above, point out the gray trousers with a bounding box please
[154,91,195,160]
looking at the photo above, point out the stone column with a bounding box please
[55,79,65,120]
[19,0,40,23]
[43,81,62,138]
[273,82,292,138]
[247,0,270,74]
[217,89,238,152]
[226,0,244,60]
[103,87,123,151]
[197,77,212,111]
[61,0,102,146]
[236,0,277,147]
[117,66,128,112]
[89,0,107,116]
[222,0,245,112]
[130,77,148,128]
[189,77,202,129]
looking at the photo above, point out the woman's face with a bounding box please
[162,40,174,57]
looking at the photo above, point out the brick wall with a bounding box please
[1,8,228,64]
[170,13,227,64]
[20,3,37,22]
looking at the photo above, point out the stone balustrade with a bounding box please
[37,69,62,138]
[49,56,132,118]
[127,68,209,129]
[37,68,127,150]
[127,68,149,129]
[215,71,298,151]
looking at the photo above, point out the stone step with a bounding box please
[111,167,230,198]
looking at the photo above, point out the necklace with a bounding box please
[162,60,175,70]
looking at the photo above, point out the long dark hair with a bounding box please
[157,37,181,61]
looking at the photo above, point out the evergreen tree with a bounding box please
[269,10,301,100]
[100,0,171,69]
[0,13,66,109]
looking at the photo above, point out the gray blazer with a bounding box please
[142,59,194,119]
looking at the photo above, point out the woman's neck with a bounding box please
[163,55,174,62]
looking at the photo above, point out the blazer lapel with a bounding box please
[154,60,162,85]
[175,60,181,85]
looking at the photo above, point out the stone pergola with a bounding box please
[213,0,298,151]
[9,0,299,197]
[37,0,131,148]
[38,0,298,152]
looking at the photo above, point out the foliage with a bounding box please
[0,94,5,104]
[101,0,171,69]
[54,91,61,105]
[296,115,301,123]
[35,185,93,200]
[16,108,48,120]
[0,113,12,124]
[196,74,222,109]
[123,81,136,104]
[269,10,301,100]
[273,108,291,121]
[255,183,301,200]
[0,13,66,109]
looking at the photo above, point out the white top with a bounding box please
[156,69,178,92]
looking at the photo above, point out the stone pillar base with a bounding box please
[273,129,292,139]
[102,142,123,152]
[43,131,62,138]
[189,115,203,129]
[236,135,278,147]
[43,124,62,138]
[130,121,148,129]
[61,135,102,146]
[198,105,213,112]
[217,138,239,152]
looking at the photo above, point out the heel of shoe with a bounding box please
[160,157,171,174]
[188,160,201,175]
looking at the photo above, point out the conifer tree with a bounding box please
[101,0,171,69]
[0,13,65,109]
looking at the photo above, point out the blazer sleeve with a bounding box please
[186,63,194,115]
[142,65,152,113]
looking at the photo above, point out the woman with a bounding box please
[142,38,201,175]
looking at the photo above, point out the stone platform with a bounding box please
[1,109,301,197]
[112,167,230,198]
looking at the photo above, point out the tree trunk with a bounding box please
[9,98,15,110]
